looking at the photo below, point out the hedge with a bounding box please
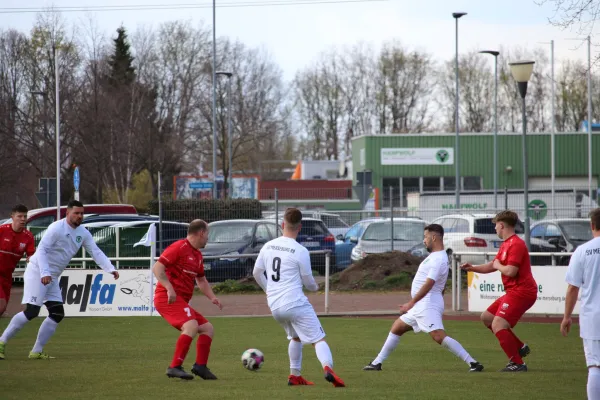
[147,198,263,223]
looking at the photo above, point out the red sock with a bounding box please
[495,329,523,364]
[509,330,524,349]
[170,334,193,368]
[196,335,213,365]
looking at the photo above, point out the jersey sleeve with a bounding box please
[158,243,179,268]
[427,254,448,282]
[26,232,36,257]
[252,248,268,292]
[504,241,525,268]
[36,223,61,277]
[565,247,584,287]
[299,248,318,291]
[82,230,116,273]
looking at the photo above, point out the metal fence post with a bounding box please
[456,254,462,311]
[325,251,330,314]
[115,227,120,270]
[82,246,87,270]
[390,186,394,251]
[451,255,456,311]
[275,188,279,231]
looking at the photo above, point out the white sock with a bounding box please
[31,318,58,353]
[289,340,302,376]
[588,367,600,400]
[441,336,476,364]
[0,312,29,343]
[373,332,401,365]
[314,341,333,369]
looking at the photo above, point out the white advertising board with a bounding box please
[467,266,580,315]
[380,148,454,165]
[39,270,158,317]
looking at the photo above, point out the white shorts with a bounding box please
[22,264,63,306]
[584,339,600,367]
[272,303,326,344]
[400,306,445,334]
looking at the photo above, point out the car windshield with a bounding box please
[208,223,255,243]
[560,221,592,241]
[362,222,425,241]
[474,218,524,234]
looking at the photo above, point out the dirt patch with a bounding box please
[323,251,424,291]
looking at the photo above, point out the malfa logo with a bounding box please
[76,236,82,243]
[528,199,548,221]
[59,274,116,312]
[436,150,449,163]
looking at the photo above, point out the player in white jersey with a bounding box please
[561,209,600,400]
[363,223,484,372]
[0,200,119,360]
[253,208,345,387]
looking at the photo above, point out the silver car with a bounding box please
[351,218,427,261]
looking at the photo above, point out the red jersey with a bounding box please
[0,223,35,280]
[495,234,537,295]
[155,239,205,303]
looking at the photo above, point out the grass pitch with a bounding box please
[0,316,587,399]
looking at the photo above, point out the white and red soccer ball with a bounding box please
[241,348,264,371]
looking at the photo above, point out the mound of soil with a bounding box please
[325,251,424,291]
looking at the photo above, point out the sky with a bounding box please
[1,0,597,81]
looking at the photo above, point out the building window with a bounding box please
[443,177,456,192]
[423,177,441,192]
[463,176,482,190]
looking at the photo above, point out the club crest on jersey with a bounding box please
[19,242,26,250]
[76,236,82,243]
[502,303,509,310]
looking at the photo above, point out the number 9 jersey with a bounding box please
[253,236,319,312]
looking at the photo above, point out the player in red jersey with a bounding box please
[0,204,35,316]
[152,219,222,380]
[461,210,537,372]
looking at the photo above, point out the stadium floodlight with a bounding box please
[216,71,234,198]
[452,12,467,210]
[509,60,535,250]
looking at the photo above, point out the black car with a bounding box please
[530,219,592,265]
[202,219,282,282]
[83,213,159,224]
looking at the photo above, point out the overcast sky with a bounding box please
[1,0,597,80]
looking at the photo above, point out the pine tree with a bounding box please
[108,26,135,86]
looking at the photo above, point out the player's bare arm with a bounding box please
[560,284,580,337]
[196,276,222,310]
[152,261,177,303]
[400,278,435,313]
[460,261,496,274]
[492,259,519,277]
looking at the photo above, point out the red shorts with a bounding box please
[487,292,537,327]
[154,293,208,330]
[0,277,12,303]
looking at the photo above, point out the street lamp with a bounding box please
[211,0,218,199]
[216,71,233,198]
[31,90,48,178]
[509,60,535,250]
[479,50,500,211]
[453,12,467,210]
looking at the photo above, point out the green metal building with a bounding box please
[351,132,600,209]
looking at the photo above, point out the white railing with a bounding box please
[450,251,574,311]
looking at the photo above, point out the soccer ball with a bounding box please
[241,348,264,371]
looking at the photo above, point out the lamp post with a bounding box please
[54,45,61,219]
[211,0,218,198]
[31,90,48,178]
[479,50,499,211]
[216,71,233,198]
[452,12,467,210]
[538,40,556,215]
[509,60,535,250]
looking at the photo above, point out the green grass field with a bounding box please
[0,317,587,399]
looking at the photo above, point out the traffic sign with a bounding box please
[73,167,80,191]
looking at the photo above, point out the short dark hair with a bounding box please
[493,210,519,227]
[188,219,208,235]
[283,208,302,229]
[67,200,84,209]
[589,208,600,231]
[424,223,444,237]
[11,204,28,214]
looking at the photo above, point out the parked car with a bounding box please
[82,213,159,224]
[263,210,350,238]
[24,204,138,228]
[350,218,427,262]
[202,219,282,282]
[430,214,524,264]
[335,218,384,269]
[530,218,592,265]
